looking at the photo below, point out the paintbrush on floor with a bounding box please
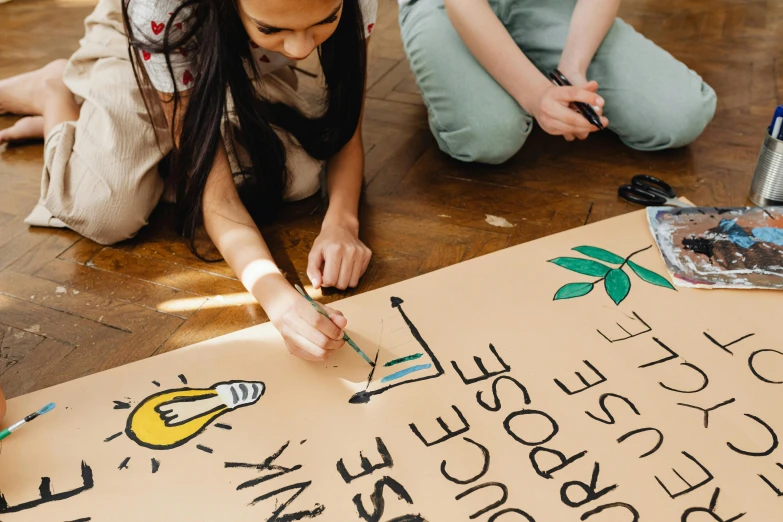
[0,402,56,441]
[294,284,375,366]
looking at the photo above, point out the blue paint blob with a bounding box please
[719,219,755,249]
[752,227,783,247]
[380,364,432,384]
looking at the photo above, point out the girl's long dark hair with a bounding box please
[122,0,366,253]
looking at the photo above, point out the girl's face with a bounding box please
[238,0,344,61]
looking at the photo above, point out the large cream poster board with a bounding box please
[0,210,781,521]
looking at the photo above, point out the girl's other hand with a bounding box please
[532,80,608,142]
[267,287,347,361]
[307,218,372,290]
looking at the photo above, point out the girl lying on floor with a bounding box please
[0,0,377,361]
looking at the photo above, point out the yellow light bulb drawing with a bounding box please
[125,380,265,450]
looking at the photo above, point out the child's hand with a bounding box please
[532,81,608,142]
[267,288,347,361]
[0,384,5,422]
[307,219,372,290]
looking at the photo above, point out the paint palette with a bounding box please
[647,207,783,289]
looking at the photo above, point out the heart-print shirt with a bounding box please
[127,0,377,93]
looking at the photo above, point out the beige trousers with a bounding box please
[25,0,323,245]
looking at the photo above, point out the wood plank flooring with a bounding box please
[1,0,781,398]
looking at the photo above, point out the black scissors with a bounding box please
[618,175,693,208]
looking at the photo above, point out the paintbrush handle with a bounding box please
[295,284,329,315]
[0,419,25,440]
[0,402,56,441]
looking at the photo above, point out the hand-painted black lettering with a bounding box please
[488,508,536,521]
[353,476,417,522]
[560,463,617,508]
[410,405,470,447]
[597,311,652,343]
[477,376,531,413]
[680,487,745,521]
[759,463,783,496]
[677,398,736,428]
[726,414,779,457]
[504,410,559,446]
[616,428,663,458]
[554,361,607,396]
[529,447,587,479]
[226,440,323,519]
[638,338,678,368]
[39,477,51,499]
[441,437,490,485]
[226,441,301,483]
[456,482,508,519]
[336,437,393,484]
[238,467,304,491]
[452,344,511,385]
[249,482,325,521]
[659,363,709,394]
[580,502,640,521]
[703,332,755,356]
[654,452,714,499]
[0,462,94,514]
[585,393,641,425]
[748,350,783,384]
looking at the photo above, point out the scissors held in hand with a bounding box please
[618,175,693,208]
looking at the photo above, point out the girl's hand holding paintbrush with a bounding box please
[265,283,347,362]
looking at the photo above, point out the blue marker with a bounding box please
[770,105,783,140]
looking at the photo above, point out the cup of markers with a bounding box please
[749,105,783,206]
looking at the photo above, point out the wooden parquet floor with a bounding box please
[1,0,781,398]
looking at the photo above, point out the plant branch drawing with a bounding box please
[549,246,675,305]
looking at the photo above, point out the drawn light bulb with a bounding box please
[125,380,265,450]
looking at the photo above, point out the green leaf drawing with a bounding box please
[604,269,631,305]
[554,282,594,300]
[628,260,675,290]
[572,246,625,264]
[549,257,611,277]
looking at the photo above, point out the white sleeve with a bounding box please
[358,0,378,37]
[126,0,195,93]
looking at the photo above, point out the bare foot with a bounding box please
[0,59,68,115]
[0,116,44,144]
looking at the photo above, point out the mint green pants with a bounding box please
[399,0,717,164]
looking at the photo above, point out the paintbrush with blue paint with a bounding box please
[0,402,56,441]
[294,284,375,367]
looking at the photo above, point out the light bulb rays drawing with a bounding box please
[105,377,266,472]
[125,380,265,450]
